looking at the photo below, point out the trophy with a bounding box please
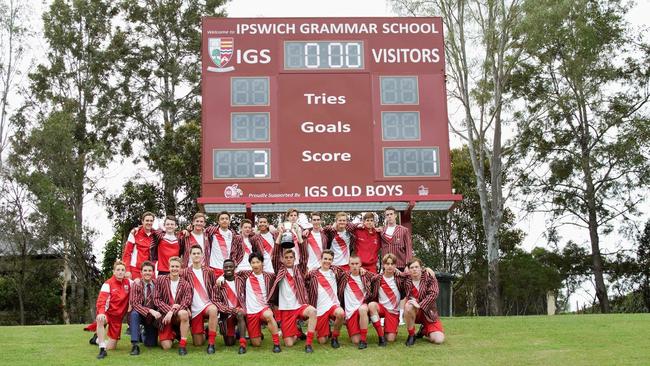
[280,221,296,249]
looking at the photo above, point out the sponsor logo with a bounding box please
[207,37,235,73]
[224,184,243,198]
[418,185,429,195]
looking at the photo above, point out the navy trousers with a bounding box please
[129,311,158,346]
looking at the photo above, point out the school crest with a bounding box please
[208,37,235,73]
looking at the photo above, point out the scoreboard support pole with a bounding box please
[399,201,415,232]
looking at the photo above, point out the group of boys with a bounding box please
[91,207,444,359]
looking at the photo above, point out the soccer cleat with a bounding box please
[178,347,188,356]
[96,348,107,359]
[416,324,425,339]
[358,341,367,349]
[238,346,247,354]
[305,345,314,353]
[331,337,340,348]
[89,333,98,345]
[378,336,387,347]
[405,335,416,347]
[207,344,216,354]
[129,345,140,355]
[273,345,282,353]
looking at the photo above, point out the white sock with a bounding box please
[370,315,379,323]
[98,342,106,349]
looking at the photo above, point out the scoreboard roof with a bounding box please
[200,17,462,213]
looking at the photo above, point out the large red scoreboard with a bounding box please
[199,17,461,215]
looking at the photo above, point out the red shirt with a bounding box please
[156,234,181,273]
[354,227,380,271]
[122,227,154,276]
[96,275,130,317]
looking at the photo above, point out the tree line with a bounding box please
[0,0,648,324]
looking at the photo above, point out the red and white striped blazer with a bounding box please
[179,266,217,303]
[323,223,357,254]
[130,280,156,317]
[212,279,240,316]
[205,226,245,267]
[251,231,285,271]
[404,271,440,322]
[304,266,347,308]
[268,263,310,306]
[367,271,410,301]
[182,231,211,268]
[153,275,192,316]
[379,225,413,269]
[234,270,276,311]
[337,271,376,310]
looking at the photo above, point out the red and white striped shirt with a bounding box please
[245,272,268,314]
[315,269,339,316]
[344,274,365,319]
[378,275,401,314]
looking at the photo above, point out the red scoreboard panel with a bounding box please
[199,17,462,214]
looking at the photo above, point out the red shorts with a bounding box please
[128,266,142,280]
[278,304,309,338]
[377,304,399,334]
[159,314,183,341]
[190,306,212,335]
[362,263,377,273]
[105,315,123,340]
[415,311,444,335]
[246,307,270,339]
[211,267,224,278]
[345,309,361,337]
[316,305,340,338]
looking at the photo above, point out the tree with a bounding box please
[9,0,126,323]
[513,0,650,312]
[0,0,28,168]
[116,0,227,219]
[392,0,526,315]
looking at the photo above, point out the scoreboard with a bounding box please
[199,17,461,213]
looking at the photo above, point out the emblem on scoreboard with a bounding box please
[418,185,429,196]
[207,37,235,73]
[224,184,244,198]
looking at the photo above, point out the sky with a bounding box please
[6,0,649,310]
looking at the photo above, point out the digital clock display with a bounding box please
[284,41,364,70]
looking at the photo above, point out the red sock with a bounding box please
[360,329,368,342]
[306,331,314,346]
[408,327,415,336]
[179,338,187,348]
[272,333,280,346]
[332,330,340,339]
[373,321,384,337]
[208,331,216,345]
[239,337,247,348]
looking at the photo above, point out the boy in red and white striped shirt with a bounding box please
[305,249,346,348]
[213,259,248,354]
[403,258,445,346]
[367,253,409,346]
[154,257,192,356]
[234,252,282,353]
[341,255,375,349]
[180,245,219,354]
[150,215,184,275]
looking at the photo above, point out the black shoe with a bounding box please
[305,344,313,353]
[405,335,416,347]
[378,336,387,347]
[238,346,247,354]
[89,333,98,345]
[358,341,367,349]
[178,347,187,356]
[272,344,281,353]
[416,324,425,339]
[331,337,340,348]
[207,344,215,354]
[129,345,140,356]
[96,348,107,359]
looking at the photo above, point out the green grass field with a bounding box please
[2,314,649,365]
